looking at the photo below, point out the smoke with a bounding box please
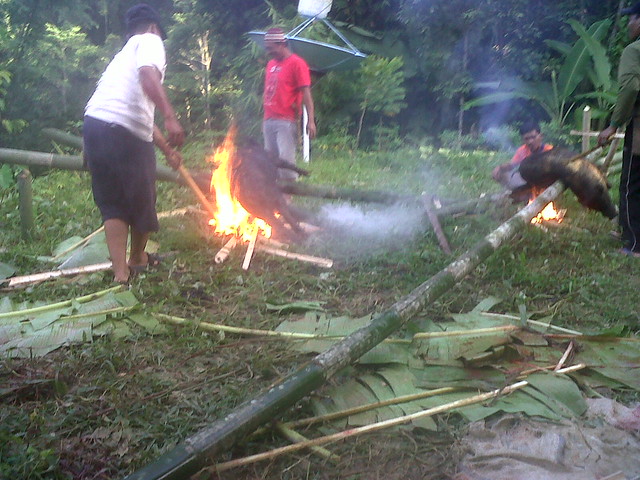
[482,126,515,152]
[306,202,426,261]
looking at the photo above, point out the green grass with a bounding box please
[1,141,637,479]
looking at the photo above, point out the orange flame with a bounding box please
[207,127,272,240]
[531,201,565,224]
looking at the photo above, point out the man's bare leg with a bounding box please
[104,218,130,283]
[128,227,150,269]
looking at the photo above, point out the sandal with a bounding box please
[618,247,640,258]
[129,252,162,273]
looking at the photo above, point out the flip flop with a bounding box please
[129,252,163,273]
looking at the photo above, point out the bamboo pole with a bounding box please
[602,138,622,174]
[0,286,122,318]
[255,245,334,268]
[209,364,585,473]
[279,181,418,205]
[17,169,34,240]
[124,180,567,480]
[4,262,113,288]
[0,146,211,191]
[582,106,592,153]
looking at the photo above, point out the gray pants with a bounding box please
[263,118,298,180]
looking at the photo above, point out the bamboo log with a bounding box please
[214,236,238,264]
[0,146,211,192]
[17,169,34,240]
[210,364,585,473]
[123,181,567,480]
[0,285,122,317]
[255,245,334,268]
[569,130,625,139]
[42,128,84,150]
[279,181,418,204]
[602,138,621,174]
[3,262,113,288]
[422,193,452,254]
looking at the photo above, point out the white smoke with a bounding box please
[307,202,426,260]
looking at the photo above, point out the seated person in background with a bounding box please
[492,121,553,201]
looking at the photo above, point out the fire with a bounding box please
[531,201,565,224]
[207,127,272,240]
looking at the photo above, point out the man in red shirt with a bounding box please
[492,121,553,201]
[262,27,316,180]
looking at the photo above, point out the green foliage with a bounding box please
[464,19,615,129]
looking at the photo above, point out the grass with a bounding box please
[1,139,638,479]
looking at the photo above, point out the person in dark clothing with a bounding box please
[598,2,640,257]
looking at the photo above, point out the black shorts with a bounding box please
[83,116,159,233]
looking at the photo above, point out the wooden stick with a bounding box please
[422,193,452,254]
[210,364,585,472]
[255,245,333,268]
[4,261,113,288]
[257,236,290,249]
[0,285,122,318]
[177,164,217,220]
[601,137,622,174]
[274,423,340,463]
[569,130,624,139]
[413,325,518,339]
[214,236,237,264]
[242,230,258,270]
[480,312,583,335]
[554,340,574,371]
[50,207,190,263]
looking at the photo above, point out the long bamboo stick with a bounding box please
[4,262,113,288]
[0,286,122,318]
[124,181,567,480]
[210,364,585,473]
[422,193,452,254]
[255,245,333,268]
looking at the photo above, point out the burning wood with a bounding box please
[214,236,238,264]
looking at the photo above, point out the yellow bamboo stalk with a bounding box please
[209,364,585,472]
[480,312,583,335]
[214,236,237,264]
[413,325,518,339]
[255,245,333,268]
[156,314,406,343]
[0,286,122,318]
[274,423,340,463]
[287,386,459,429]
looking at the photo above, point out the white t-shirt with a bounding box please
[85,33,166,142]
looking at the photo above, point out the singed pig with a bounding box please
[230,143,310,240]
[519,148,617,219]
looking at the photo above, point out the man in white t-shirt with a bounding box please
[83,3,185,284]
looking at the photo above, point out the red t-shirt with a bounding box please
[263,53,311,121]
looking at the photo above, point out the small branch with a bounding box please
[413,325,518,339]
[480,312,583,335]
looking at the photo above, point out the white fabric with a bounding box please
[85,33,166,142]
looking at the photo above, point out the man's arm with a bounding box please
[139,65,185,148]
[301,86,316,139]
[599,43,640,145]
[153,124,183,170]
